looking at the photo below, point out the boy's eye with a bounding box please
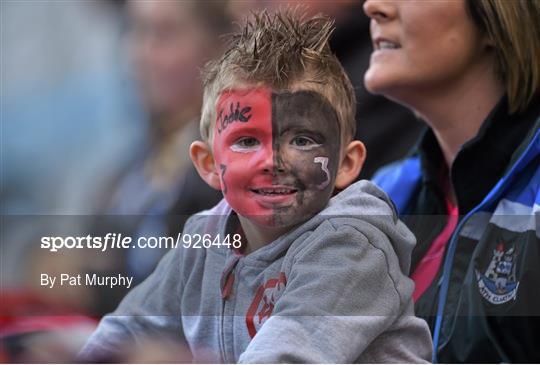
[230,137,261,152]
[290,136,321,150]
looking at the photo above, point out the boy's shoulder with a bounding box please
[183,198,230,234]
[323,179,399,219]
[294,179,402,242]
[285,180,416,276]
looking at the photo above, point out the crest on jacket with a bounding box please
[475,243,519,304]
[246,272,287,338]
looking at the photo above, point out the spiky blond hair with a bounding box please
[199,8,356,145]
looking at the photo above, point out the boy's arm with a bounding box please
[78,246,186,362]
[239,223,432,363]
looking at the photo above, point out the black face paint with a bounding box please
[270,90,341,226]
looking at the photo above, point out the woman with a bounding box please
[364,0,540,363]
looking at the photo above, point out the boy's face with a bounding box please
[212,87,341,227]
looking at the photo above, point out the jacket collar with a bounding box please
[416,96,539,214]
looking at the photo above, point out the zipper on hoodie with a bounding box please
[220,272,235,363]
[219,253,241,363]
[219,297,227,363]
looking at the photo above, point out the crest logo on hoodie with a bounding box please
[475,243,519,304]
[246,272,287,338]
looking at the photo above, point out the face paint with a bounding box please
[213,87,341,228]
[270,90,341,226]
[219,164,228,194]
[314,157,330,190]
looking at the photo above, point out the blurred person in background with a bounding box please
[2,0,137,362]
[2,0,141,214]
[91,0,228,285]
[1,1,230,362]
[227,0,423,179]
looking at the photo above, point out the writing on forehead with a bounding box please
[217,101,252,134]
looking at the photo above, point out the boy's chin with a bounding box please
[244,213,305,229]
[244,214,282,228]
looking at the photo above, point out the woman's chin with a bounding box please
[364,79,393,100]
[364,72,414,106]
[364,69,392,95]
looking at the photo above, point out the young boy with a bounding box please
[80,10,432,363]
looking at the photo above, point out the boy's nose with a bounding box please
[272,151,287,175]
[259,144,286,175]
[254,142,273,172]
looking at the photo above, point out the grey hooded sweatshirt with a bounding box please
[79,180,432,363]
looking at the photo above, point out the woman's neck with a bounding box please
[411,63,504,167]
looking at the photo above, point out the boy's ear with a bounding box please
[335,140,366,190]
[190,141,222,191]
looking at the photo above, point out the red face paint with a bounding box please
[213,87,341,227]
[213,88,274,224]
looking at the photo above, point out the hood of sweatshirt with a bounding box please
[202,179,416,277]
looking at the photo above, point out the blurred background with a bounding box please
[1,0,422,362]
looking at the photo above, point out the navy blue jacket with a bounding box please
[374,100,540,363]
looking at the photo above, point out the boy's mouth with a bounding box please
[250,186,298,196]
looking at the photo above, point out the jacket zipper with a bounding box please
[219,298,227,363]
[219,257,240,363]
